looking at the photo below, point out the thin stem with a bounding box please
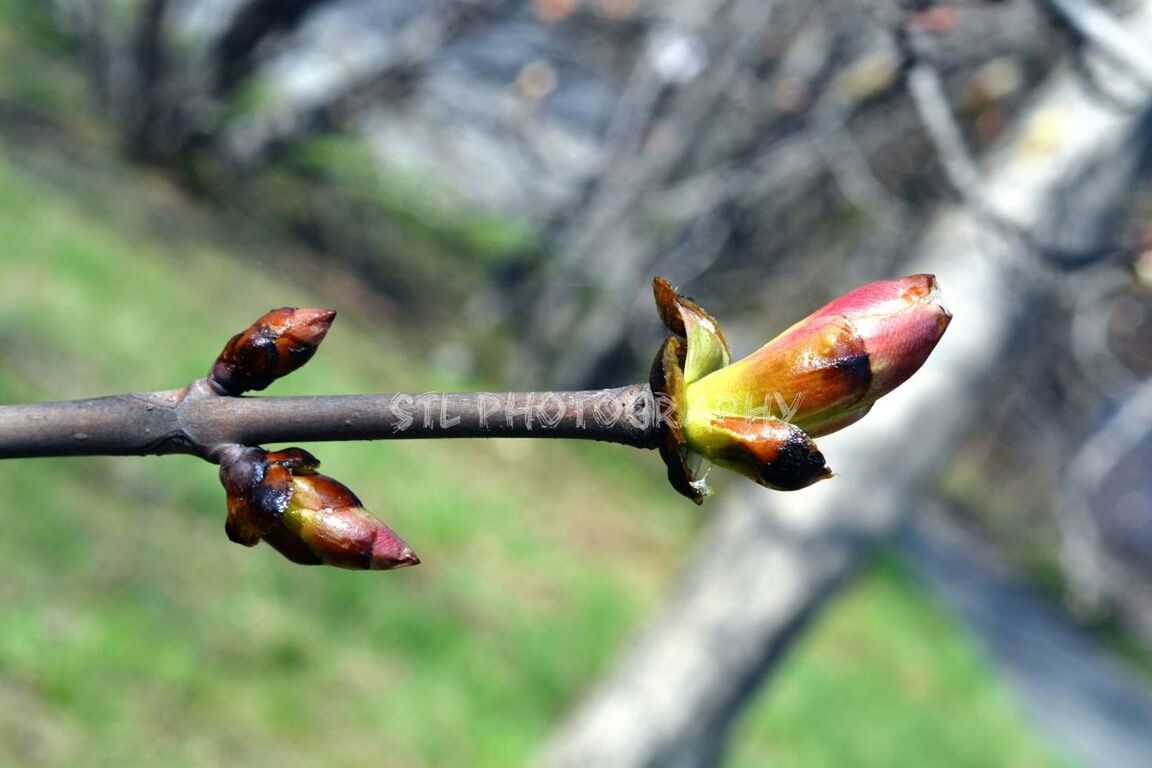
[0,380,662,461]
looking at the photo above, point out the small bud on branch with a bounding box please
[209,307,335,396]
[220,446,418,570]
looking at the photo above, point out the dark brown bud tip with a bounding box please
[209,307,336,396]
[703,417,833,492]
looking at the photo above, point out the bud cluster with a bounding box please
[203,283,949,564]
[211,308,418,571]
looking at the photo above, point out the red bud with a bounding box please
[651,275,951,501]
[219,446,418,570]
[209,308,336,396]
[686,274,951,437]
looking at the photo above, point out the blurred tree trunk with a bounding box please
[51,0,339,158]
[535,2,1152,764]
[211,0,329,95]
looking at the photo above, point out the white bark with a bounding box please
[536,1,1152,765]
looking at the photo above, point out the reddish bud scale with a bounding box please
[650,336,698,502]
[268,473,418,570]
[689,274,951,436]
[210,308,336,396]
[219,446,418,570]
[704,417,832,492]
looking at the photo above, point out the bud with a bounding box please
[694,416,832,492]
[220,446,418,570]
[650,275,950,501]
[209,308,336,396]
[686,274,951,437]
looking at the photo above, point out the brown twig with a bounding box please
[0,379,661,462]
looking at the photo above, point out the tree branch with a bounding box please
[897,12,1139,272]
[0,380,661,461]
[1043,0,1152,89]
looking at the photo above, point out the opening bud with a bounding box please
[650,275,950,501]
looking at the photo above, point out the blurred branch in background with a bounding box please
[536,0,1152,764]
[48,0,1053,377]
[220,0,519,165]
[1059,376,1152,617]
[1043,0,1152,87]
[516,0,778,385]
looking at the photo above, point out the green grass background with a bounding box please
[0,6,1065,766]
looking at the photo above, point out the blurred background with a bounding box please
[2,0,1152,765]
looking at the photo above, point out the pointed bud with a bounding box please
[685,274,950,437]
[209,307,336,396]
[219,446,418,570]
[263,472,419,570]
